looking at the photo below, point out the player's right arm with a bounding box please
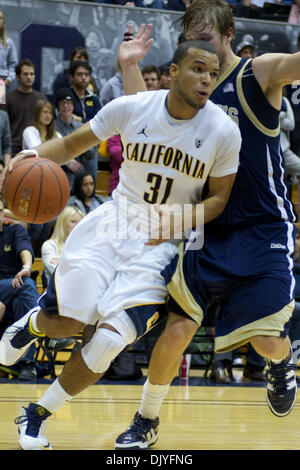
[1,122,99,186]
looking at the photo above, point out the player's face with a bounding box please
[81,175,95,198]
[39,106,53,127]
[172,47,219,110]
[65,213,82,238]
[185,24,228,68]
[143,72,160,91]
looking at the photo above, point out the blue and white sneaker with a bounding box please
[0,307,44,366]
[14,403,52,450]
[115,411,159,449]
[266,350,297,417]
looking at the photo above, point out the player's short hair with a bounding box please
[180,0,235,38]
[172,39,217,65]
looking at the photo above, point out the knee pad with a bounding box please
[106,310,137,345]
[81,327,127,374]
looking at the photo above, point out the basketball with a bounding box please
[2,157,70,224]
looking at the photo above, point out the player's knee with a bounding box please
[251,335,286,358]
[81,327,127,374]
[39,311,85,337]
[162,317,197,352]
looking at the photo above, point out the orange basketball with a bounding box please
[2,157,70,223]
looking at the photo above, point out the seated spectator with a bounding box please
[107,135,122,196]
[22,99,62,149]
[22,99,61,256]
[68,171,106,215]
[52,46,99,100]
[0,109,11,166]
[158,64,171,90]
[0,197,40,380]
[142,65,160,91]
[41,206,84,285]
[55,88,97,191]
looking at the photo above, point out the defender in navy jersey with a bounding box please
[116,0,300,449]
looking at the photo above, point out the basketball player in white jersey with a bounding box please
[0,39,241,450]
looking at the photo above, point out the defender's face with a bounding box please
[185,24,227,67]
[172,47,219,110]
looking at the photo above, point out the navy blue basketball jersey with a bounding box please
[209,57,295,226]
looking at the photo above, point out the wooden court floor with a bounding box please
[0,376,300,451]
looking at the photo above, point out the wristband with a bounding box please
[22,264,31,271]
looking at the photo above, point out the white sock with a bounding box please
[38,378,73,413]
[139,378,170,420]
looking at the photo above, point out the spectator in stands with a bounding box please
[22,99,62,149]
[235,40,256,58]
[238,0,263,18]
[141,65,160,91]
[280,91,300,178]
[107,135,122,196]
[164,0,191,11]
[55,88,97,191]
[22,99,61,257]
[0,197,40,380]
[0,108,11,165]
[68,171,106,215]
[68,61,101,182]
[52,46,99,100]
[5,59,45,156]
[69,61,101,123]
[94,0,164,8]
[288,0,300,23]
[99,62,124,107]
[41,206,84,285]
[158,64,171,90]
[0,9,18,91]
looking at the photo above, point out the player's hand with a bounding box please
[12,267,31,288]
[0,149,38,191]
[118,23,154,67]
[145,204,189,246]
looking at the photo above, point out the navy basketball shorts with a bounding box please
[162,222,296,353]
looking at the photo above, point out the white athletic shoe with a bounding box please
[0,307,43,365]
[14,403,52,450]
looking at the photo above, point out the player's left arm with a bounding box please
[146,172,237,245]
[253,52,300,108]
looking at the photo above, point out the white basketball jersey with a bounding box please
[90,89,241,208]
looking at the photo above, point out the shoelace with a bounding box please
[130,414,155,438]
[266,360,296,395]
[14,408,29,426]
